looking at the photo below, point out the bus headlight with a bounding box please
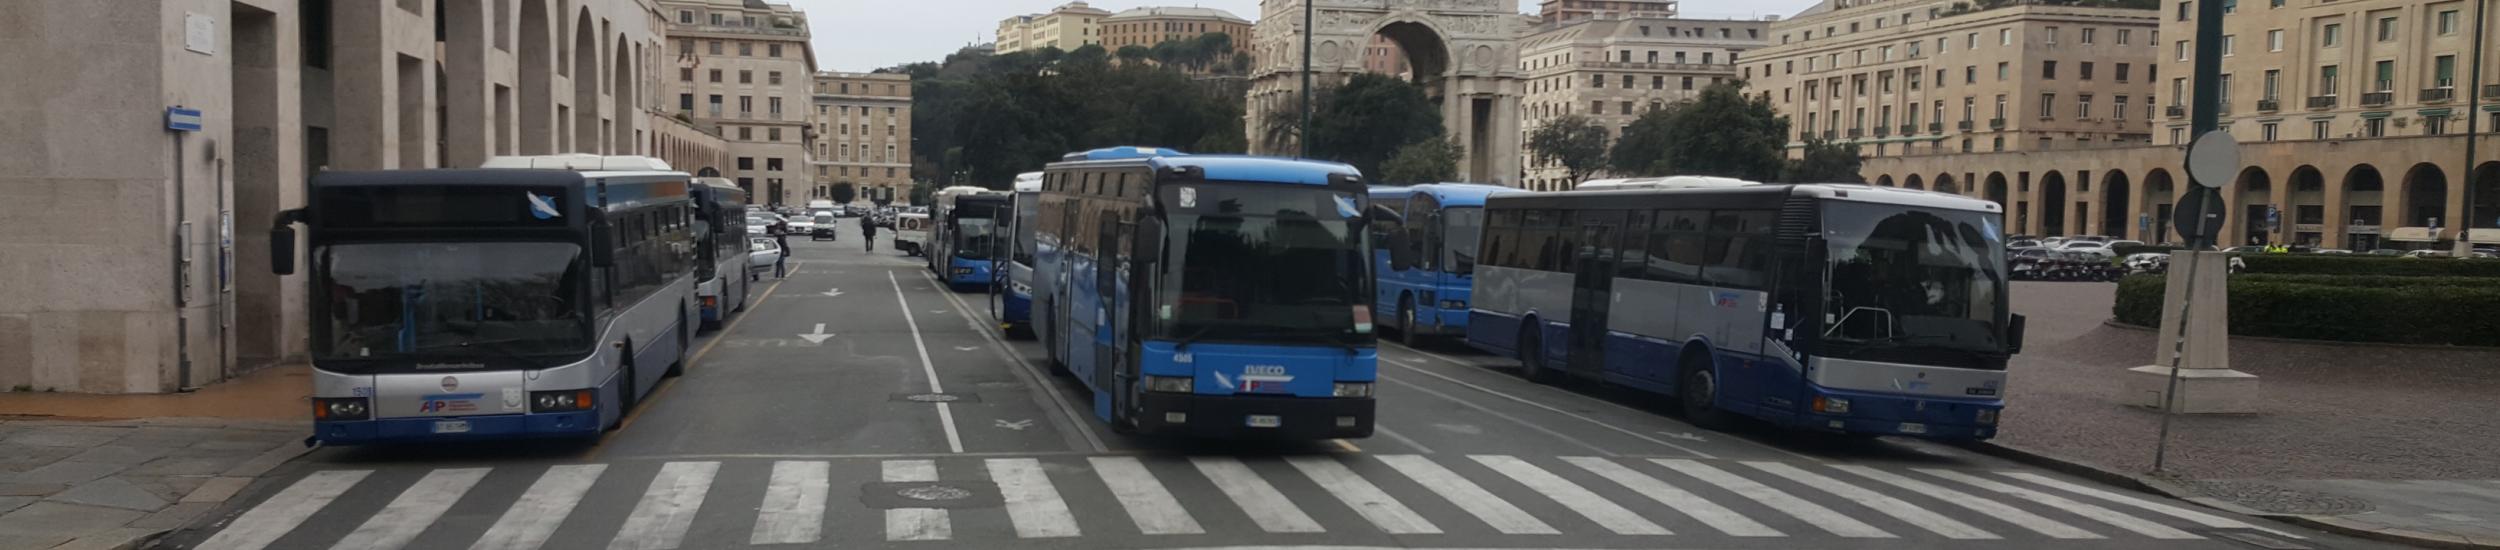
[1011,281,1032,295]
[1438,300,1467,310]
[531,390,596,413]
[1813,396,1851,415]
[314,398,370,421]
[1332,382,1374,398]
[1976,409,1999,425]
[1144,376,1194,393]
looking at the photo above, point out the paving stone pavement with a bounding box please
[0,419,305,550]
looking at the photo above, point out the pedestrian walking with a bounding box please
[772,222,791,278]
[860,214,879,253]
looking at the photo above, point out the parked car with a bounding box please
[2365,249,2406,256]
[2059,240,2113,252]
[746,213,783,236]
[2403,249,2452,259]
[808,213,840,241]
[747,237,783,277]
[2124,252,2170,274]
[2314,248,2354,254]
[785,215,817,236]
[2007,239,2044,249]
[2010,248,2055,280]
[2107,239,2146,249]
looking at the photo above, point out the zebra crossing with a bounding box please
[186,453,2303,550]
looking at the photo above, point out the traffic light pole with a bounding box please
[2152,0,2233,474]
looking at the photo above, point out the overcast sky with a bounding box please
[791,0,1821,73]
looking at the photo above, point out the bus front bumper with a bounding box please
[1794,386,2000,440]
[313,411,601,445]
[1002,292,1031,325]
[1132,393,1374,439]
[945,264,994,287]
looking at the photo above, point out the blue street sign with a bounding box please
[165,107,203,132]
[2139,213,2151,230]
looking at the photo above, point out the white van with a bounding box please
[893,212,931,256]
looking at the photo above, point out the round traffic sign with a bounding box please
[2185,131,2240,189]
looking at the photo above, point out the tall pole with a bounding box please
[2152,0,2232,474]
[1299,0,1314,159]
[2458,0,2487,256]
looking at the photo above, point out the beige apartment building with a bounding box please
[1749,0,2163,162]
[1853,0,2497,251]
[1100,7,1254,51]
[996,2,1115,54]
[661,0,817,207]
[1539,0,1681,25]
[0,0,686,394]
[811,73,916,205]
[1519,16,1771,190]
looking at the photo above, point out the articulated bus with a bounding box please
[1367,183,1525,345]
[994,172,1045,337]
[1033,147,1380,438]
[930,186,1010,289]
[692,177,751,329]
[269,155,699,444]
[1466,184,2025,440]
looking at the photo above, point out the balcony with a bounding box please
[1800,131,1816,141]
[2488,84,2500,99]
[1898,125,1914,135]
[1849,128,1865,138]
[1576,60,1724,72]
[2360,91,2393,107]
[1928,122,1943,133]
[1874,126,1890,137]
[1957,120,1973,131]
[2307,95,2337,109]
[2257,99,2280,112]
[1823,130,1838,140]
[2165,105,2186,118]
[1988,118,2006,130]
[2421,88,2455,103]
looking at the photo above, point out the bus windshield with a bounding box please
[1157,184,1371,343]
[955,218,998,260]
[313,242,589,361]
[1821,202,2008,355]
[1443,207,1484,275]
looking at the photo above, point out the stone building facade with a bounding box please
[1518,16,1770,190]
[996,2,1114,54]
[659,0,816,207]
[810,72,915,205]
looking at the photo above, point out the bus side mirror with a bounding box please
[590,226,616,267]
[269,225,297,276]
[2007,314,2027,354]
[1367,204,1405,225]
[1134,219,1162,264]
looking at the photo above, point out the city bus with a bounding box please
[1032,146,1380,438]
[1367,183,1524,345]
[994,172,1045,337]
[1465,184,2026,440]
[691,177,750,329]
[267,155,699,444]
[930,186,1010,290]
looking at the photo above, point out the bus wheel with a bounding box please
[612,353,638,430]
[1679,352,1731,429]
[667,306,688,377]
[1519,323,1558,384]
[1398,299,1422,347]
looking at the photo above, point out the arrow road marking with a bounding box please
[798,324,834,345]
[994,419,1033,431]
[820,288,845,298]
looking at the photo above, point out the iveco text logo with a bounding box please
[1242,365,1288,376]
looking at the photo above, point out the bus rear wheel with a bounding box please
[1679,352,1730,429]
[1519,322,1558,384]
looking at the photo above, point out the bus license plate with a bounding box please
[1897,422,1927,435]
[433,420,471,434]
[1244,415,1281,428]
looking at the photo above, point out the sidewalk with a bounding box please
[1997,282,2500,549]
[0,366,310,550]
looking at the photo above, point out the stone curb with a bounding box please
[2100,318,2500,352]
[1961,440,2500,550]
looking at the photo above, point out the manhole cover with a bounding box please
[898,485,972,502]
[2182,480,2375,516]
[859,481,1001,510]
[891,392,980,403]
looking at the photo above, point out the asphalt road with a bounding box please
[152,237,2394,550]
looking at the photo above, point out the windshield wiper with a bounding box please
[430,325,557,369]
[1173,323,1223,353]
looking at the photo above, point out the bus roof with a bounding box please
[1013,172,1044,193]
[1371,183,1527,207]
[1049,146,1361,187]
[1061,146,1187,161]
[1574,176,1760,191]
[482,154,675,172]
[1491,183,2002,214]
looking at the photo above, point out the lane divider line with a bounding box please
[916,269,1110,454]
[891,270,966,454]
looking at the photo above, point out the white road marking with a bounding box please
[1564,457,1781,537]
[988,458,1082,538]
[1472,455,1669,535]
[1374,423,1437,454]
[1920,469,2200,539]
[1089,456,1206,535]
[195,469,371,550]
[328,468,489,550]
[1191,457,1325,533]
[750,461,831,545]
[1377,454,1558,535]
[917,269,1108,453]
[883,460,952,541]
[1747,462,1997,539]
[1379,377,1618,456]
[1286,456,1441,534]
[607,461,719,550]
[1387,342,1823,462]
[1653,459,1893,538]
[470,465,606,550]
[2000,472,2304,539]
[889,271,964,454]
[797,323,833,344]
[1380,348,1716,459]
[1834,465,2101,539]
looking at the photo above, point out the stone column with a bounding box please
[2123,251,2260,413]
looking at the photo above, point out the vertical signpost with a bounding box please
[2457,0,2487,256]
[166,106,204,391]
[1299,0,1315,159]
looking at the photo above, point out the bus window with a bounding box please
[1483,209,1519,270]
[1553,211,1580,274]
[1616,210,1649,279]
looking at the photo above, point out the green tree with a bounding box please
[1784,139,1867,183]
[830,182,857,204]
[1378,139,1464,184]
[1309,74,1444,179]
[1607,82,1789,181]
[1115,45,1152,65]
[1527,114,1611,184]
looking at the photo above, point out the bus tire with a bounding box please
[1398,298,1422,347]
[1109,355,1139,434]
[1043,308,1070,377]
[612,345,638,431]
[1518,321,1559,384]
[1678,350,1731,430]
[667,305,688,377]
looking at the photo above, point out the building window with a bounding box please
[738,157,753,170]
[1622,75,1634,88]
[709,40,723,55]
[2426,115,2448,135]
[2263,69,2281,100]
[2081,28,2097,45]
[2435,55,2457,88]
[1683,76,1695,90]
[739,70,752,84]
[2312,119,2331,139]
[2177,1,2192,21]
[678,93,693,112]
[1591,100,1604,114]
[1966,65,1976,84]
[710,13,723,25]
[769,97,782,116]
[2222,35,2235,56]
[769,71,783,86]
[707,95,722,115]
[1999,28,2012,45]
[2364,117,2386,137]
[2319,65,2339,95]
[768,127,782,141]
[739,42,753,56]
[2374,60,2394,91]
[678,10,693,23]
[2118,29,2133,45]
[1653,75,1664,89]
[1621,101,1634,114]
[769,44,783,57]
[2043,60,2058,79]
[738,96,752,113]
[738,126,751,140]
[2267,29,2283,51]
[709,69,722,83]
[680,68,693,82]
[2376,16,2397,42]
[2261,122,2279,141]
[2114,96,2129,119]
[2171,127,2187,143]
[767,158,783,171]
[2080,62,2095,80]
[2176,40,2189,62]
[2040,93,2057,119]
[2438,10,2460,35]
[2322,23,2342,47]
[1997,62,2008,81]
[2077,94,2093,118]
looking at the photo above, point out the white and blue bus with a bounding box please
[1466,184,2025,440]
[994,172,1044,337]
[269,155,699,444]
[930,187,1010,290]
[692,177,750,329]
[1367,183,1525,345]
[1032,147,1380,438]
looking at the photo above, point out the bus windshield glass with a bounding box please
[313,242,588,361]
[1013,194,1038,264]
[1821,202,2008,355]
[955,217,998,260]
[1443,207,1485,275]
[1156,183,1371,344]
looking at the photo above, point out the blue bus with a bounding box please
[1466,184,2025,440]
[931,188,1010,289]
[268,155,698,444]
[691,177,751,329]
[1032,147,1380,438]
[994,172,1044,338]
[1367,183,1524,345]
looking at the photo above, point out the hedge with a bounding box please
[2236,254,2500,277]
[2112,274,2500,347]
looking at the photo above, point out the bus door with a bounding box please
[1092,216,1122,392]
[1567,223,1618,377]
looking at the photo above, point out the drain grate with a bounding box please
[891,392,979,403]
[859,481,1001,510]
